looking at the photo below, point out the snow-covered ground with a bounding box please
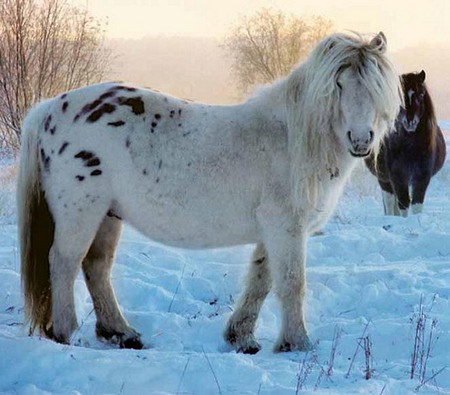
[1,126,450,394]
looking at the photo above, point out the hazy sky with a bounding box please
[81,0,449,51]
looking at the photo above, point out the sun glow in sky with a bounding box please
[82,0,449,51]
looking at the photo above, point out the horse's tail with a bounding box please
[18,100,55,335]
[433,126,446,175]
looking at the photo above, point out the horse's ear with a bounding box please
[369,32,387,53]
[418,70,426,83]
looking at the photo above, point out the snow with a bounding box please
[1,130,450,394]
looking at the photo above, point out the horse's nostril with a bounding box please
[369,130,374,143]
[347,130,352,142]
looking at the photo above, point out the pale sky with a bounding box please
[80,0,450,51]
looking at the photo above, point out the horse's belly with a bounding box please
[115,188,259,249]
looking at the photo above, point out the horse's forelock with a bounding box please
[296,33,401,126]
[402,72,437,132]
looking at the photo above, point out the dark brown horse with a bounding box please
[365,70,446,216]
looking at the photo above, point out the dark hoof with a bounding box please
[225,329,261,355]
[120,336,144,350]
[237,344,261,355]
[275,337,314,353]
[96,324,143,349]
[42,325,69,345]
[276,341,295,352]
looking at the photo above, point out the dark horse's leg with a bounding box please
[378,180,398,215]
[411,172,431,214]
[390,171,410,217]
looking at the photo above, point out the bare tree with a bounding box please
[0,0,111,149]
[223,8,333,94]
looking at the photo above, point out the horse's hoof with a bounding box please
[225,329,261,354]
[41,325,70,345]
[120,336,144,350]
[96,324,144,349]
[274,336,314,353]
[237,344,261,355]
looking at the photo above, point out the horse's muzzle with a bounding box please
[349,149,371,158]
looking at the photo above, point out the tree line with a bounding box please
[0,0,110,149]
[0,3,331,150]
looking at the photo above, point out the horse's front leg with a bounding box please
[224,243,271,354]
[411,173,431,214]
[260,212,313,352]
[378,180,397,216]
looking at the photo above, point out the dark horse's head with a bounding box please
[398,70,434,133]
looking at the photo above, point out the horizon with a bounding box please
[107,35,450,119]
[81,0,450,52]
[70,0,450,119]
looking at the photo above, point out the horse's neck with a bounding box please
[408,116,436,141]
[244,79,289,127]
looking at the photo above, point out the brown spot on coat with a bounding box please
[58,142,69,155]
[108,120,125,127]
[83,99,102,113]
[75,151,94,161]
[98,91,117,101]
[117,96,145,115]
[44,115,52,131]
[113,85,137,92]
[87,103,116,122]
[86,158,100,167]
[90,169,102,176]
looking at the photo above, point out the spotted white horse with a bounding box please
[18,32,402,353]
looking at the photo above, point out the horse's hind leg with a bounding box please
[82,215,143,349]
[224,243,271,354]
[49,210,106,344]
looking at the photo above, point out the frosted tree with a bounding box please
[0,0,111,148]
[223,8,333,94]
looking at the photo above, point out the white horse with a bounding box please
[18,32,402,353]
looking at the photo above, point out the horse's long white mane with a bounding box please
[266,32,402,211]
